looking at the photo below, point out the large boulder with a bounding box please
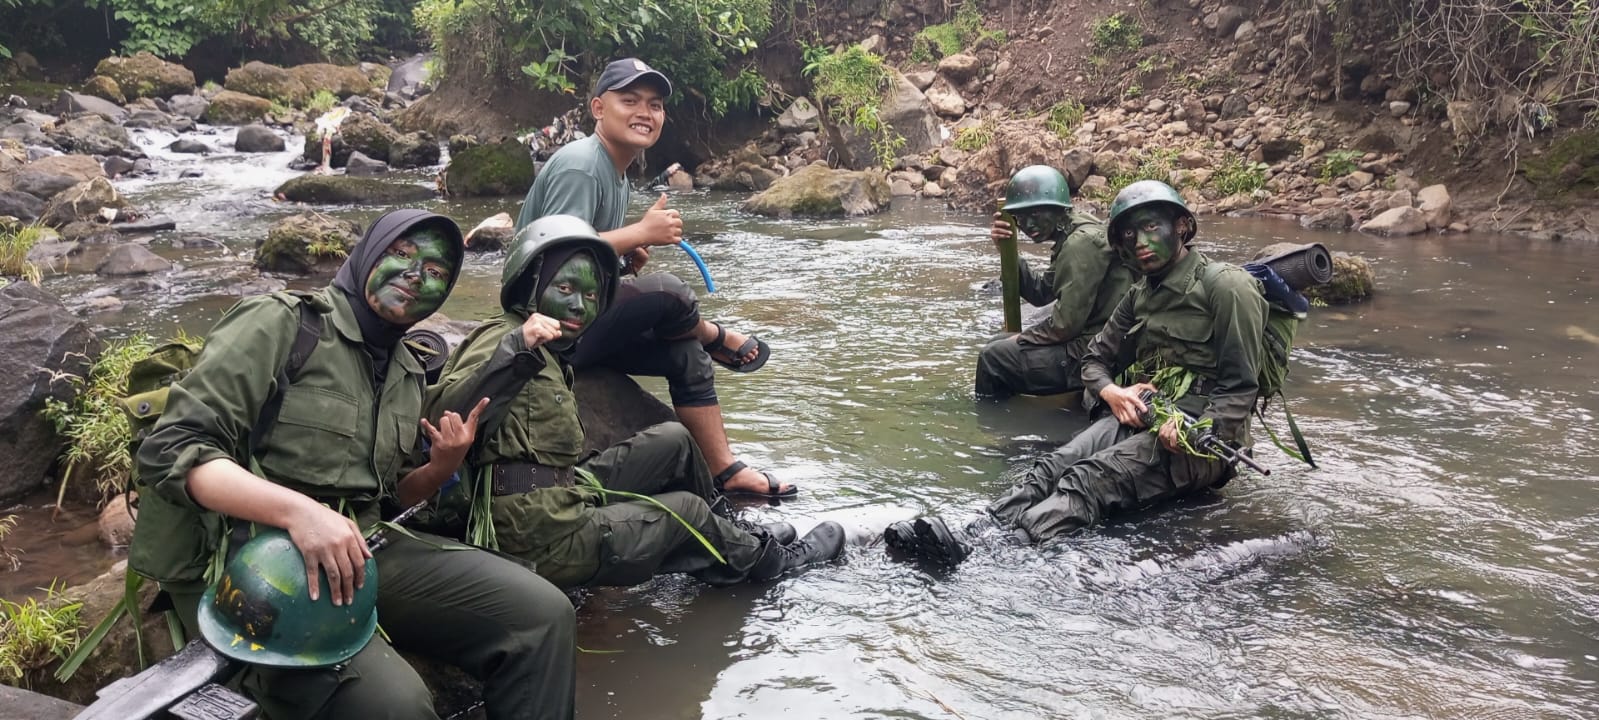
[257,211,362,273]
[345,150,390,176]
[936,53,982,83]
[1417,184,1451,229]
[389,131,440,168]
[234,124,286,153]
[52,91,126,123]
[1304,252,1375,305]
[1300,207,1354,230]
[167,138,210,154]
[1359,206,1428,236]
[95,243,172,276]
[288,63,372,98]
[0,282,99,503]
[742,162,891,217]
[10,155,105,200]
[166,93,209,120]
[0,189,45,221]
[93,52,196,100]
[386,53,434,96]
[48,115,138,157]
[80,76,125,105]
[828,69,941,170]
[947,117,1075,212]
[40,177,127,227]
[443,138,536,197]
[203,90,272,125]
[224,61,309,105]
[463,212,513,251]
[304,112,399,169]
[273,173,436,205]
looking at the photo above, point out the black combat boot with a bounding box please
[749,521,847,581]
[883,517,970,568]
[734,518,797,545]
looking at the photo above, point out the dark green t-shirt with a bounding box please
[514,135,629,233]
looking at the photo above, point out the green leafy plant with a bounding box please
[267,100,292,117]
[1098,148,1180,199]
[520,48,577,95]
[1122,84,1143,99]
[909,0,1002,62]
[953,118,995,151]
[0,514,19,572]
[1213,155,1267,195]
[306,237,349,259]
[1091,12,1143,54]
[41,335,159,504]
[808,45,905,168]
[1319,149,1363,182]
[1045,98,1084,138]
[0,582,82,687]
[0,224,47,284]
[304,89,338,113]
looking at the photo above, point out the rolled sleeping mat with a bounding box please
[402,329,451,384]
[1257,242,1333,291]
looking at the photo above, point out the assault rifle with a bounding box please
[74,502,430,720]
[1136,389,1272,476]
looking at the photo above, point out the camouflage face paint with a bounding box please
[536,252,601,341]
[365,229,455,324]
[1014,208,1066,241]
[1115,206,1181,276]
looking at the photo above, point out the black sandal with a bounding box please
[713,460,798,498]
[703,322,771,373]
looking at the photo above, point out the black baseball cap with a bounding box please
[591,58,672,99]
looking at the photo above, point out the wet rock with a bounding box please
[925,80,967,118]
[442,138,535,197]
[921,180,945,197]
[0,189,43,221]
[742,163,890,218]
[41,177,127,227]
[225,60,309,105]
[335,112,399,165]
[234,123,285,153]
[203,89,272,125]
[389,131,440,168]
[288,63,373,98]
[166,93,209,120]
[113,215,177,234]
[346,150,390,176]
[1360,206,1428,236]
[57,221,122,244]
[96,243,170,276]
[1305,252,1374,304]
[124,109,193,133]
[1,121,54,148]
[1417,184,1451,229]
[0,684,81,720]
[1299,207,1354,230]
[0,283,99,502]
[25,235,79,272]
[936,53,981,83]
[1205,6,1249,38]
[98,492,137,548]
[52,90,127,123]
[101,156,135,177]
[81,76,125,105]
[167,138,210,154]
[777,97,820,133]
[464,212,513,251]
[829,70,940,170]
[889,177,917,196]
[178,168,204,179]
[668,170,693,191]
[257,211,361,274]
[94,52,195,100]
[11,154,104,200]
[274,173,435,204]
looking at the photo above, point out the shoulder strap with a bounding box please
[247,300,324,455]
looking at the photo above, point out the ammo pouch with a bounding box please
[490,462,576,495]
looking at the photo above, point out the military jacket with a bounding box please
[1016,211,1134,346]
[425,314,598,558]
[130,289,426,587]
[1081,249,1267,443]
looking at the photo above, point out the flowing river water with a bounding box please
[5,126,1598,718]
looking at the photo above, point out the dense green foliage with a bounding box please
[805,43,904,168]
[1044,98,1084,138]
[1318,149,1363,182]
[415,0,772,117]
[1213,155,1267,195]
[909,0,1003,63]
[1091,12,1143,54]
[0,581,82,686]
[0,0,418,63]
[0,224,46,285]
[42,334,157,502]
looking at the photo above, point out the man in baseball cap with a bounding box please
[592,57,673,99]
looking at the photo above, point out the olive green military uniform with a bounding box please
[974,212,1134,398]
[985,249,1267,540]
[131,289,576,720]
[427,316,767,589]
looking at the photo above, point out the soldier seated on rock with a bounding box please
[975,165,1133,400]
[513,57,796,500]
[426,215,846,590]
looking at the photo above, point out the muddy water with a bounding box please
[8,133,1599,718]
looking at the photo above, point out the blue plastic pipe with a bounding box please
[678,240,716,293]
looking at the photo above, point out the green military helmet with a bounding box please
[1001,165,1073,213]
[1107,180,1197,245]
[500,214,620,317]
[196,528,378,668]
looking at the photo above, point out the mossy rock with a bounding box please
[287,63,372,99]
[80,76,125,105]
[204,90,272,125]
[444,139,535,197]
[1304,253,1374,305]
[274,174,436,205]
[92,52,195,100]
[256,211,362,274]
[742,163,892,217]
[1521,128,1599,193]
[224,61,309,105]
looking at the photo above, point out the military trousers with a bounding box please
[170,531,576,720]
[985,414,1233,542]
[567,272,718,407]
[535,422,767,589]
[974,335,1090,398]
